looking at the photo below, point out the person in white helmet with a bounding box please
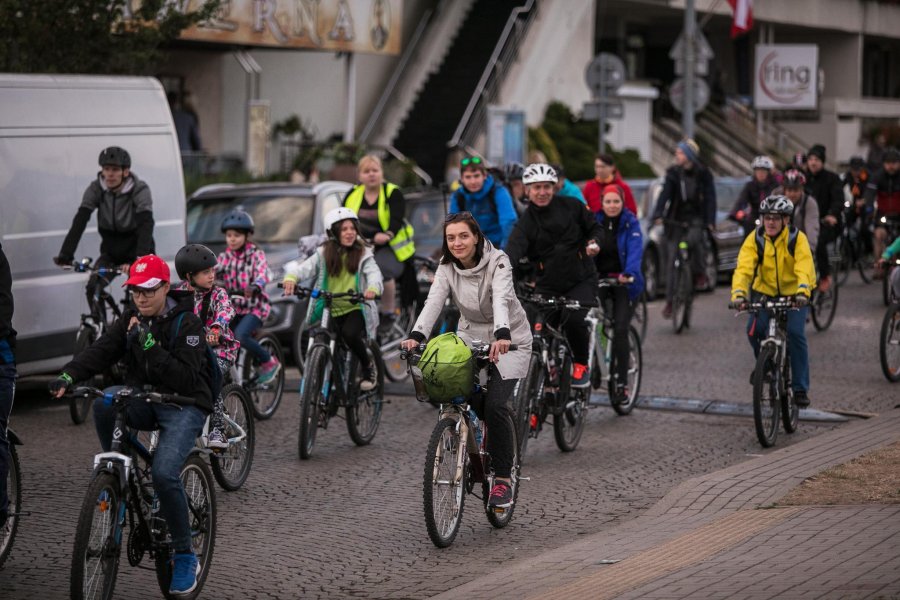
[281,207,384,390]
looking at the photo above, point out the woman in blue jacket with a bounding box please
[594,184,644,404]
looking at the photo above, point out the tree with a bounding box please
[0,0,220,75]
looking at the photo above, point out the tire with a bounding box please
[154,455,216,600]
[703,245,718,292]
[70,472,123,600]
[298,345,327,459]
[484,412,520,529]
[70,328,97,425]
[672,263,692,334]
[879,305,900,382]
[884,267,893,307]
[632,293,648,342]
[346,342,384,446]
[553,388,587,453]
[642,247,660,299]
[856,239,874,284]
[514,353,541,460]
[423,417,467,548]
[609,326,642,416]
[0,443,21,569]
[244,334,285,420]
[781,349,799,434]
[834,236,850,287]
[381,343,409,383]
[811,285,838,332]
[752,346,780,448]
[210,384,256,491]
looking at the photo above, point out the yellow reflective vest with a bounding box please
[344,183,416,262]
[731,226,816,301]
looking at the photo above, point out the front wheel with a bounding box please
[609,326,642,416]
[883,267,894,306]
[298,345,327,459]
[423,417,467,548]
[514,353,542,460]
[632,293,648,342]
[879,304,900,382]
[752,346,780,447]
[70,328,97,425]
[244,334,285,420]
[210,384,256,491]
[70,472,123,600]
[0,443,21,569]
[346,342,384,446]
[553,388,587,452]
[810,285,838,331]
[672,262,692,334]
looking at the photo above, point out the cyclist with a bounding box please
[731,195,816,408]
[843,156,873,255]
[343,154,415,329]
[400,213,531,508]
[449,155,518,249]
[780,170,820,253]
[651,139,716,318]
[583,154,637,216]
[866,147,900,277]
[804,144,843,292]
[0,243,14,531]
[281,207,383,391]
[505,163,602,388]
[503,162,528,216]
[594,185,644,403]
[730,156,780,235]
[174,243,240,450]
[551,163,587,205]
[217,210,281,384]
[53,146,155,304]
[49,254,212,595]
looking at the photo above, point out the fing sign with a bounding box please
[754,44,818,110]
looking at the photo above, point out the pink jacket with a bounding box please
[216,242,271,320]
[174,283,240,364]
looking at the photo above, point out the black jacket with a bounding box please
[805,168,843,219]
[732,175,779,225]
[0,242,15,363]
[652,164,717,226]
[505,195,602,294]
[62,290,212,412]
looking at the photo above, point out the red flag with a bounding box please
[728,0,753,38]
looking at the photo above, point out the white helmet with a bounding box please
[522,163,558,185]
[324,207,359,237]
[751,155,774,171]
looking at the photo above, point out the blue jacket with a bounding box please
[559,179,586,205]
[596,209,645,301]
[449,175,518,248]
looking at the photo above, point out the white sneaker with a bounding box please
[207,428,229,450]
[359,367,377,392]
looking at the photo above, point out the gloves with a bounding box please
[794,294,809,308]
[732,296,748,311]
[49,372,73,395]
[53,254,73,267]
[131,321,156,351]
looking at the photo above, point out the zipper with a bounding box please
[772,235,781,296]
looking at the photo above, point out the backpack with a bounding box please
[171,311,223,401]
[418,333,474,401]
[455,184,498,216]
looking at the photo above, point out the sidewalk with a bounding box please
[432,407,900,600]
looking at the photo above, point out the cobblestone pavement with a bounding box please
[4,276,894,599]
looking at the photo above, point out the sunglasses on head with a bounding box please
[445,211,474,223]
[460,156,483,167]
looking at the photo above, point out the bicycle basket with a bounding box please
[418,333,474,401]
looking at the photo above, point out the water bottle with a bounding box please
[468,408,483,447]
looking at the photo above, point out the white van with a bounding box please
[0,74,186,376]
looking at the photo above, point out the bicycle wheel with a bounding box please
[0,443,21,569]
[781,349,799,434]
[752,346,780,447]
[298,345,327,459]
[672,263,692,334]
[423,417,467,548]
[210,384,256,491]
[879,304,900,382]
[70,472,123,600]
[70,328,97,425]
[857,243,874,284]
[514,352,541,460]
[553,387,587,453]
[346,342,384,446]
[883,268,893,306]
[833,236,850,287]
[632,293,648,342]
[609,326,642,416]
[811,285,838,331]
[484,412,520,529]
[154,455,216,600]
[244,334,285,420]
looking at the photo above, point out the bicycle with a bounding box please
[515,293,591,457]
[809,270,839,332]
[879,218,900,306]
[63,258,128,424]
[67,386,215,600]
[878,258,900,382]
[734,297,801,448]
[835,201,874,285]
[664,220,695,334]
[631,291,649,342]
[379,255,437,383]
[283,285,385,460]
[204,382,255,491]
[0,427,22,569]
[402,342,521,548]
[589,277,643,416]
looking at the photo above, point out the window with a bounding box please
[187,194,315,245]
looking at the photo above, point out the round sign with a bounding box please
[585,52,626,95]
[668,77,710,114]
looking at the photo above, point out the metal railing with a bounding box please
[277,141,432,187]
[447,0,538,151]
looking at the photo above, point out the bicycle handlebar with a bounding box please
[276,283,380,303]
[518,293,597,310]
[399,342,518,362]
[729,296,799,314]
[66,386,196,407]
[598,275,634,286]
[61,259,124,276]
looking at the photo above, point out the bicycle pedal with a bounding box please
[518,476,531,481]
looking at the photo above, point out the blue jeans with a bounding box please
[0,361,16,517]
[93,387,207,552]
[746,306,810,392]
[233,314,271,364]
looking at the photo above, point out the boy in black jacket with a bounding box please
[49,254,210,596]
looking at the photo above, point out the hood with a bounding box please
[98,172,138,195]
[457,175,497,203]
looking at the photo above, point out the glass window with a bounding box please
[187,195,315,245]
[407,198,446,253]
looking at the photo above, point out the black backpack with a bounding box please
[170,311,223,401]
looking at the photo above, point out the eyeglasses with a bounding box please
[761,214,783,222]
[445,211,474,223]
[129,284,166,298]
[460,156,483,167]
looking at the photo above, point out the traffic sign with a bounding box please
[583,99,624,121]
[669,77,710,114]
[585,52,626,96]
[669,29,714,76]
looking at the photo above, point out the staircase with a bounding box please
[392,0,526,183]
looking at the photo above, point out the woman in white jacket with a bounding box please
[282,208,384,390]
[401,212,531,509]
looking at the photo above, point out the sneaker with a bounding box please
[488,481,513,508]
[794,390,810,408]
[662,302,673,319]
[256,356,281,385]
[571,363,591,388]
[169,551,200,595]
[359,365,377,392]
[818,275,832,293]
[206,428,228,451]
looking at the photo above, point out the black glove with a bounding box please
[732,296,748,311]
[49,373,73,395]
[794,294,809,308]
[128,321,156,351]
[54,254,73,267]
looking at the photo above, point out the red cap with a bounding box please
[123,255,170,288]
[601,184,624,199]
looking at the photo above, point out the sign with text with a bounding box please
[754,44,818,110]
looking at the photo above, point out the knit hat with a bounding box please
[807,144,826,162]
[677,139,700,164]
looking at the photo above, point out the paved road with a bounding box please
[4,275,894,599]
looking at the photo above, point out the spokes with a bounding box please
[83,488,117,599]
[432,429,463,536]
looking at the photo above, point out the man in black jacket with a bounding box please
[54,146,156,306]
[865,147,900,270]
[804,144,843,292]
[506,163,602,388]
[49,255,210,596]
[0,242,15,530]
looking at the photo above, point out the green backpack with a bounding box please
[418,333,474,401]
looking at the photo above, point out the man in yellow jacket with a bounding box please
[731,195,817,407]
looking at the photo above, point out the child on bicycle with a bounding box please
[731,195,817,408]
[175,243,239,450]
[281,207,383,391]
[217,209,281,384]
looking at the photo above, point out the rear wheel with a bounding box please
[0,443,21,569]
[70,328,98,425]
[70,472,123,600]
[484,412,519,529]
[672,262,692,334]
[210,384,255,491]
[833,236,850,287]
[609,326,642,416]
[856,239,874,284]
[641,248,660,299]
[298,346,327,459]
[752,346,780,447]
[423,417,467,548]
[346,342,384,446]
[879,304,900,383]
[553,388,587,453]
[514,353,541,460]
[244,334,285,420]
[810,285,838,331]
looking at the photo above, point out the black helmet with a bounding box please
[175,244,217,281]
[98,146,131,168]
[220,209,254,234]
[504,162,525,182]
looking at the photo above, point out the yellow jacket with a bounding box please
[731,226,816,300]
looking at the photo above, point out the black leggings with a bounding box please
[478,365,517,479]
[333,310,371,371]
[539,278,596,365]
[598,285,632,385]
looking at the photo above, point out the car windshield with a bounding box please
[187,194,315,245]
[407,197,446,256]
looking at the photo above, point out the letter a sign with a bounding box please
[754,44,818,110]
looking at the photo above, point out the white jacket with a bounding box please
[411,242,531,379]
